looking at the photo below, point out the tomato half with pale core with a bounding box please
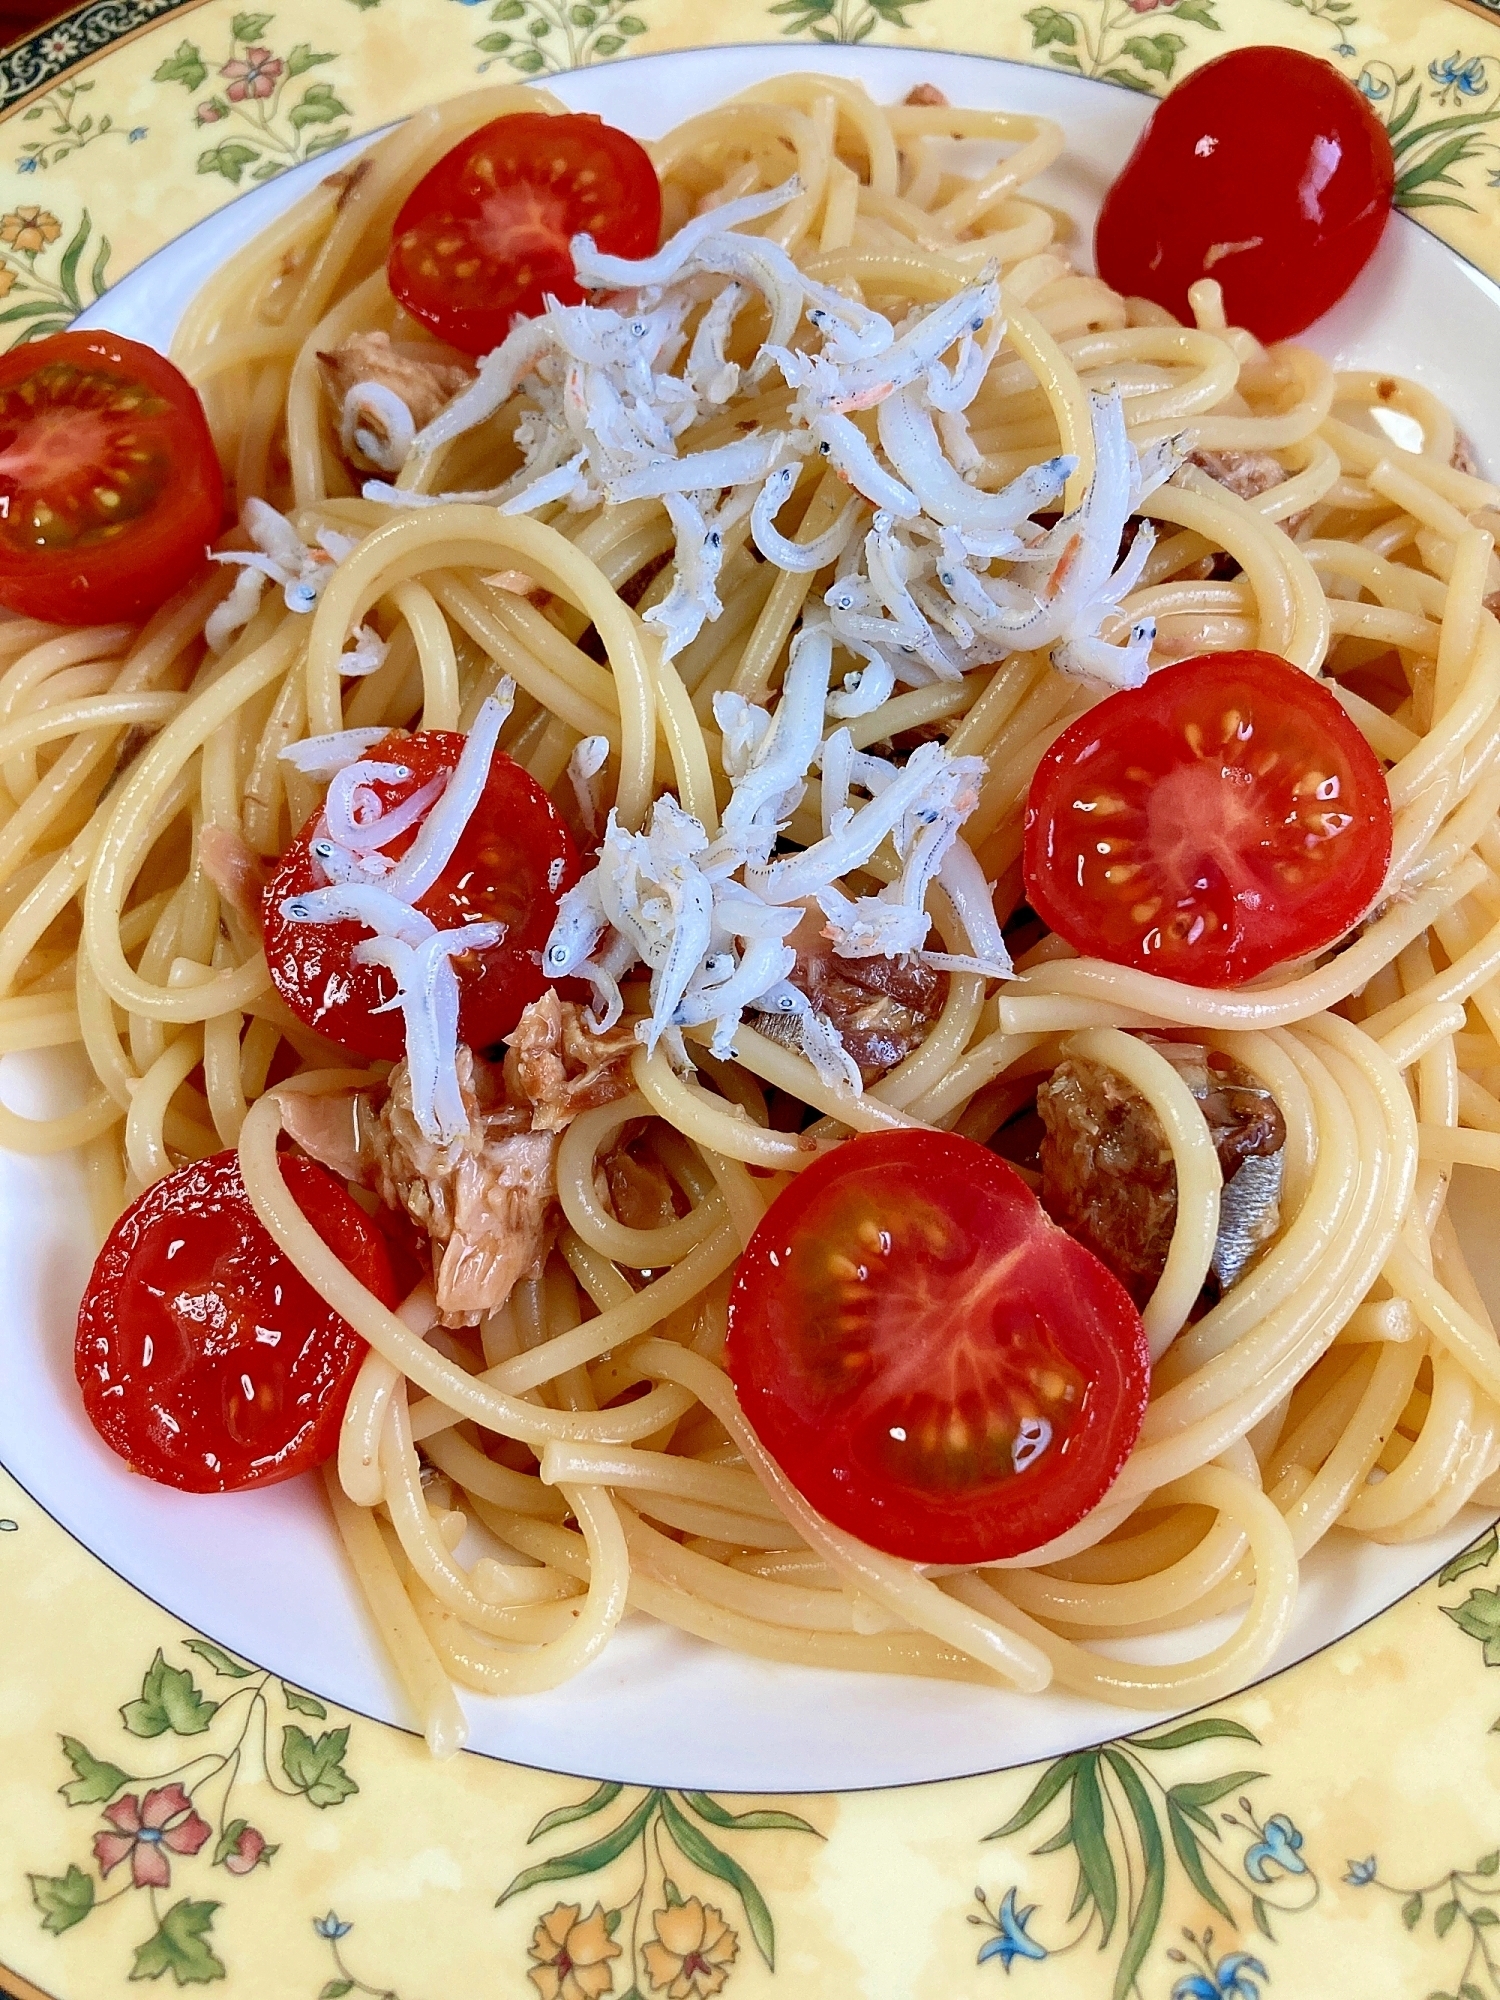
[0,329,223,625]
[725,1130,1151,1564]
[76,1150,397,1492]
[1094,46,1394,343]
[388,111,663,356]
[1023,651,1392,988]
[262,728,583,1060]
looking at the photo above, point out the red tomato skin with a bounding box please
[725,1130,1150,1564]
[75,1150,397,1493]
[0,329,223,625]
[1094,48,1395,343]
[1022,651,1393,988]
[388,112,662,356]
[261,730,583,1060]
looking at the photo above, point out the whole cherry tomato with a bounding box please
[262,728,582,1059]
[388,111,662,355]
[725,1129,1150,1564]
[0,329,223,624]
[76,1150,397,1492]
[1023,650,1393,987]
[1095,47,1395,342]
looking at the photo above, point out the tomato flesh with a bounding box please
[726,1130,1150,1564]
[1095,47,1395,343]
[262,729,582,1059]
[1023,651,1392,988]
[388,111,663,355]
[76,1150,396,1492]
[0,329,223,624]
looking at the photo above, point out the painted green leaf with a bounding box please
[281,1683,327,1719]
[659,1792,776,1970]
[1251,1895,1274,1941]
[1478,1851,1500,1875]
[1472,1907,1499,1926]
[617,15,647,31]
[509,50,550,75]
[1034,1818,1077,1856]
[182,1641,252,1680]
[530,1781,624,1842]
[593,34,625,53]
[1102,1750,1165,2000]
[985,1754,1080,1841]
[1436,1899,1461,1939]
[320,1985,354,1999]
[59,1735,130,1806]
[230,12,274,42]
[678,1791,820,1836]
[289,83,350,130]
[281,1725,358,1807]
[1071,1758,1118,1945]
[29,1865,94,1935]
[1167,1802,1234,1923]
[0,300,74,325]
[15,319,74,344]
[1444,1588,1500,1664]
[54,210,92,300]
[1165,1772,1265,1811]
[1403,1892,1425,1928]
[491,0,525,14]
[1048,49,1083,71]
[1170,0,1220,25]
[1439,1529,1498,1584]
[153,41,207,89]
[1024,6,1078,49]
[660,1884,681,1910]
[1121,32,1185,76]
[122,1651,219,1738]
[303,130,351,158]
[497,1790,662,1906]
[1130,1718,1260,1753]
[1102,65,1156,91]
[197,140,261,183]
[286,43,336,76]
[478,33,513,51]
[570,3,596,22]
[1395,193,1473,212]
[129,1899,225,1985]
[1464,1983,1490,2000]
[345,0,380,11]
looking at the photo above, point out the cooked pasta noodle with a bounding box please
[9,72,1500,1757]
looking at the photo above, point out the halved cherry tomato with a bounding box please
[1095,47,1395,343]
[76,1150,397,1492]
[0,329,223,625]
[1023,651,1392,988]
[725,1130,1150,1564]
[388,111,662,355]
[261,729,583,1059]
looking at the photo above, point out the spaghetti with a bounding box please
[5,72,1500,1757]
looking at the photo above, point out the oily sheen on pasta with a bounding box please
[6,74,1500,1759]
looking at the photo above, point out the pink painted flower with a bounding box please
[221,47,283,102]
[92,1785,211,1890]
[1125,0,1169,11]
[196,99,226,124]
[221,1824,270,1875]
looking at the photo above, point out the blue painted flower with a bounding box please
[977,1888,1047,1971]
[313,1911,352,1940]
[128,126,147,142]
[15,157,36,173]
[1430,52,1489,98]
[1335,41,1356,57]
[1171,1952,1270,2000]
[1244,1814,1307,1883]
[1357,68,1391,101]
[1344,1855,1378,1886]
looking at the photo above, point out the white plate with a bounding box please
[3,44,1497,1794]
